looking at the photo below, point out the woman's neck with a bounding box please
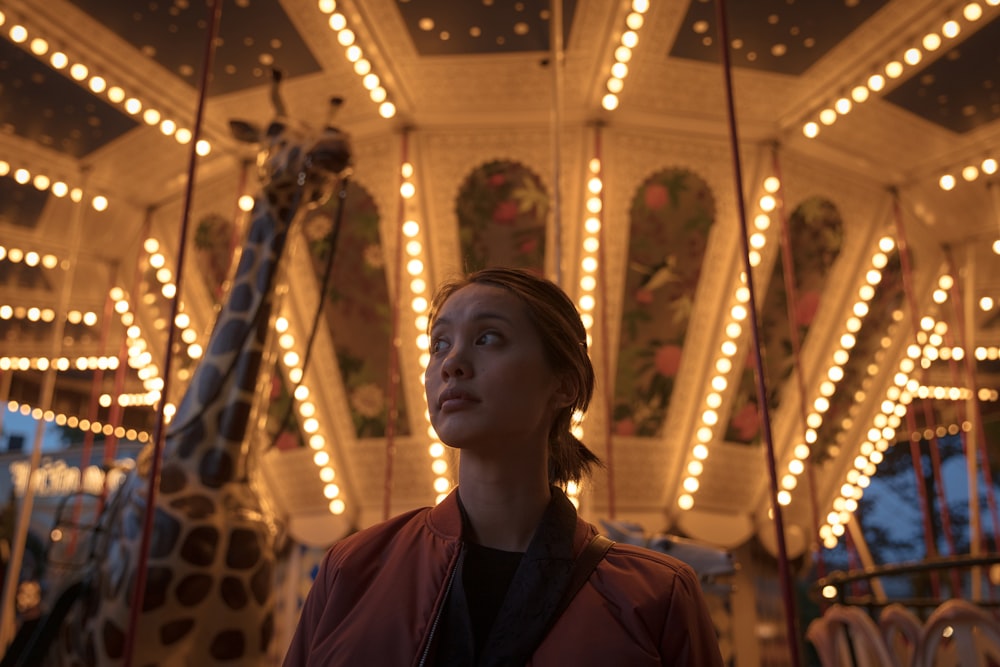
[458,458,551,552]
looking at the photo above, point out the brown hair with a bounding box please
[427,266,602,486]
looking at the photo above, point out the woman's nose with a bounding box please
[440,345,469,378]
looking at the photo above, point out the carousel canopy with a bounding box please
[1,0,998,551]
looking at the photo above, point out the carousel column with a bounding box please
[964,241,982,599]
[0,170,87,654]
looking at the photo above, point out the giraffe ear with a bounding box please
[229,120,263,144]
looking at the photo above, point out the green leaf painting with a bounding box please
[613,169,716,437]
[456,160,547,273]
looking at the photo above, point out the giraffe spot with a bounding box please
[228,281,255,314]
[199,449,235,487]
[176,418,206,459]
[233,244,259,280]
[142,566,173,611]
[169,493,216,519]
[221,575,249,609]
[226,528,262,569]
[218,399,252,442]
[260,612,275,652]
[180,525,220,566]
[159,463,188,493]
[176,573,213,605]
[102,619,126,659]
[256,257,277,292]
[209,629,246,660]
[195,362,226,405]
[160,618,195,645]
[250,560,273,605]
[149,508,182,558]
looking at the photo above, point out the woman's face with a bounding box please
[425,283,567,455]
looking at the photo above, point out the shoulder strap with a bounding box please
[550,534,614,625]
[501,533,614,666]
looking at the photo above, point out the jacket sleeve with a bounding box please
[659,563,725,667]
[281,547,336,667]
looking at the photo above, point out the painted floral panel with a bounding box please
[724,197,844,444]
[304,181,409,439]
[455,160,547,273]
[613,169,716,437]
[194,211,236,302]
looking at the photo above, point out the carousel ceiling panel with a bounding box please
[395,0,578,56]
[0,179,48,230]
[883,16,1000,134]
[669,0,891,76]
[65,0,322,96]
[0,39,137,158]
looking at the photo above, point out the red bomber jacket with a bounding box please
[282,488,724,667]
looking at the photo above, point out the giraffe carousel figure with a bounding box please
[27,70,351,667]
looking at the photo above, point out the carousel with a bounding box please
[0,0,999,664]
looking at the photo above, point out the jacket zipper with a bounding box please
[417,547,462,667]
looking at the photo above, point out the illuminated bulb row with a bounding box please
[0,304,97,326]
[781,236,899,513]
[142,238,204,362]
[0,14,210,155]
[600,0,650,111]
[316,0,396,119]
[109,286,174,417]
[816,320,959,551]
[818,276,962,550]
[975,346,1000,360]
[938,156,998,190]
[396,163,451,503]
[0,160,105,210]
[915,385,976,401]
[677,175,780,511]
[275,316,345,516]
[563,156,606,508]
[907,421,977,444]
[577,158,603,349]
[6,400,151,444]
[0,244,60,269]
[99,391,160,408]
[0,356,119,372]
[802,1,999,138]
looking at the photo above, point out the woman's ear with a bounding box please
[551,374,577,409]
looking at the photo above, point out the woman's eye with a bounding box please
[430,337,448,353]
[476,331,501,345]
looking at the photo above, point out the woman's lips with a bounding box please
[438,387,479,411]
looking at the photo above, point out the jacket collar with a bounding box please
[428,486,597,667]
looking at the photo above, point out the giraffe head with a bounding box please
[230,69,352,218]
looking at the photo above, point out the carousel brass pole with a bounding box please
[0,170,86,654]
[713,1,802,665]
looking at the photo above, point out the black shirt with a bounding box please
[463,542,524,659]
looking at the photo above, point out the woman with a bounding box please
[283,267,723,666]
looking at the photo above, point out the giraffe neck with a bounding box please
[165,198,289,483]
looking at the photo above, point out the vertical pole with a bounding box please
[122,2,223,664]
[549,0,564,283]
[713,2,802,664]
[964,242,982,599]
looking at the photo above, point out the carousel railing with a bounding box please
[807,554,1000,666]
